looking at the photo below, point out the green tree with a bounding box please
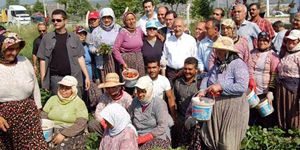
[67,0,93,19]
[95,3,101,10]
[56,0,68,10]
[6,0,19,7]
[161,0,188,11]
[33,0,44,13]
[191,0,214,19]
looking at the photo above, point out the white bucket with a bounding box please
[42,119,54,142]
[256,99,274,117]
[191,97,215,121]
[246,89,260,108]
[122,68,139,88]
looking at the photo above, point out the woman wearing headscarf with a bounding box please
[99,103,138,150]
[0,32,48,149]
[128,76,173,150]
[112,11,145,76]
[276,29,300,130]
[197,37,249,150]
[42,76,88,149]
[249,31,279,127]
[90,8,121,82]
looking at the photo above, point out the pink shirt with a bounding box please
[278,51,300,78]
[112,27,144,65]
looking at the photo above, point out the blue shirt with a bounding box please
[272,29,287,54]
[236,20,261,51]
[197,36,214,72]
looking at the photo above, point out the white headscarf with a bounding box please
[100,103,137,136]
[135,76,154,106]
[100,7,116,31]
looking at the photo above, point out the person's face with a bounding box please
[233,6,246,22]
[38,25,47,36]
[215,49,227,61]
[195,22,206,39]
[105,86,121,98]
[157,7,167,24]
[125,14,136,29]
[205,21,217,39]
[183,63,197,80]
[147,62,160,79]
[144,2,154,16]
[76,32,86,42]
[104,119,113,129]
[102,16,113,27]
[221,25,234,37]
[2,43,21,62]
[52,14,66,30]
[136,88,147,101]
[287,38,300,50]
[213,9,223,21]
[89,18,100,28]
[165,14,175,29]
[58,85,73,98]
[258,38,271,50]
[146,27,157,37]
[293,14,300,29]
[173,19,184,37]
[249,5,259,18]
[273,26,280,33]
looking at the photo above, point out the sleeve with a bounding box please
[208,49,217,71]
[252,24,262,49]
[161,42,168,61]
[163,77,171,91]
[199,76,208,91]
[197,43,205,71]
[94,97,107,122]
[150,100,169,137]
[219,60,249,95]
[269,53,280,90]
[36,37,46,60]
[32,39,38,55]
[60,118,88,137]
[241,37,254,78]
[42,96,55,113]
[112,31,126,65]
[119,129,139,150]
[191,38,198,57]
[74,34,85,57]
[267,20,276,39]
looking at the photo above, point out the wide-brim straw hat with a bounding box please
[98,73,125,88]
[209,36,239,53]
[1,32,25,52]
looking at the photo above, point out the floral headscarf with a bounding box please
[0,32,25,64]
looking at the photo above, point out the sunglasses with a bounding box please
[51,19,63,23]
[146,27,157,30]
[38,30,46,33]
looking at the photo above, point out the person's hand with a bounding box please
[206,84,222,96]
[122,63,128,70]
[85,78,90,90]
[249,78,257,92]
[52,133,65,145]
[0,116,9,132]
[197,91,206,98]
[137,133,154,145]
[267,91,274,105]
[185,116,197,130]
[156,32,165,42]
[100,119,107,129]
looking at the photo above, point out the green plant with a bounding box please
[96,43,112,55]
[85,132,100,150]
[40,88,51,106]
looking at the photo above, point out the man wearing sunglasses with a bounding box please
[37,9,91,97]
[32,22,47,75]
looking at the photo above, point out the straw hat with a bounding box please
[209,36,239,53]
[98,73,125,88]
[1,32,25,52]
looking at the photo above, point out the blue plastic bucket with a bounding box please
[192,97,215,121]
[42,119,54,142]
[256,99,274,117]
[246,89,260,108]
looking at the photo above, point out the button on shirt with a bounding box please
[161,33,197,69]
[236,20,261,51]
[138,13,160,35]
[197,36,214,72]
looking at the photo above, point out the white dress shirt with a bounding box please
[138,13,159,35]
[161,33,198,69]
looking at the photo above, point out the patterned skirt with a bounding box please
[139,138,170,150]
[0,98,48,150]
[121,51,145,77]
[48,128,87,150]
[275,81,300,130]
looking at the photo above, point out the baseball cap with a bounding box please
[146,20,158,29]
[258,32,270,41]
[88,11,100,19]
[135,76,153,90]
[58,76,78,87]
[286,30,300,40]
[75,26,87,34]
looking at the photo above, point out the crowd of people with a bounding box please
[0,0,299,150]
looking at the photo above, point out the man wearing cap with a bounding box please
[88,73,133,136]
[249,3,275,39]
[161,17,197,85]
[37,9,90,97]
[138,0,160,35]
[233,4,261,51]
[32,23,47,75]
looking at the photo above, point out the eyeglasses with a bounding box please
[38,30,46,33]
[51,19,63,23]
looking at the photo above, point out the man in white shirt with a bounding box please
[138,0,160,35]
[145,58,176,120]
[161,17,197,85]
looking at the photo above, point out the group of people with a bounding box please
[0,0,299,150]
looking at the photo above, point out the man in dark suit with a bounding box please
[158,10,177,41]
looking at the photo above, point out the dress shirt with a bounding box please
[138,13,159,35]
[236,20,261,50]
[161,33,197,69]
[272,29,287,54]
[197,36,215,72]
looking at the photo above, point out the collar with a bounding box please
[179,76,197,85]
[142,12,158,21]
[50,31,71,39]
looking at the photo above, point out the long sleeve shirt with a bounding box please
[197,36,215,72]
[236,20,261,51]
[112,28,144,65]
[252,17,275,39]
[161,33,197,69]
[278,51,300,78]
[200,59,249,96]
[272,29,287,54]
[0,56,42,108]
